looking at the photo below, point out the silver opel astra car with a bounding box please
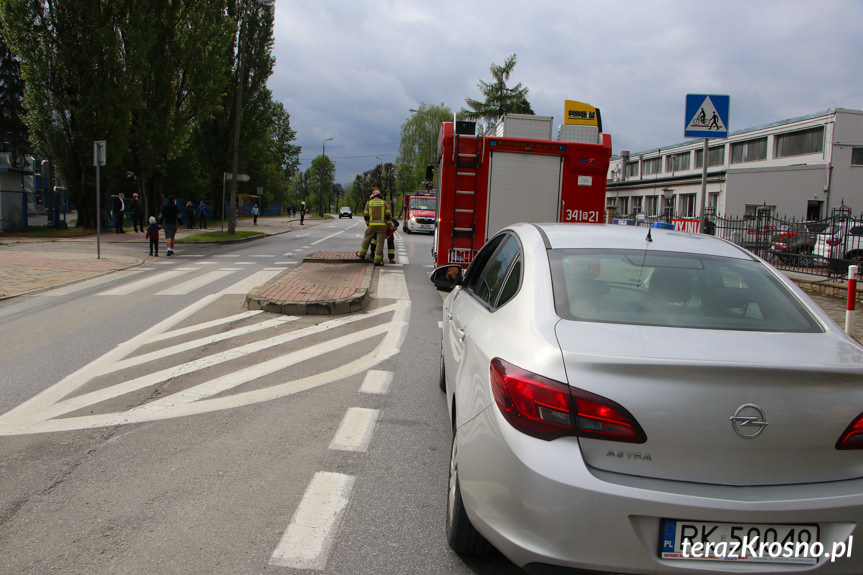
[435,223,863,574]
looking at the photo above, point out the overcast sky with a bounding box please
[269,0,863,186]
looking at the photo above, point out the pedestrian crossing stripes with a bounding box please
[93,267,286,297]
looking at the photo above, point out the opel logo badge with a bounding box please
[729,404,768,438]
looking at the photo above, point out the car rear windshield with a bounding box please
[549,249,822,332]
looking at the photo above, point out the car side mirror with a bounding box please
[430,265,464,290]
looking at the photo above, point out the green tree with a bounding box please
[0,30,29,166]
[397,103,451,194]
[0,0,282,229]
[461,54,534,130]
[123,0,235,220]
[269,101,301,203]
[1,0,133,227]
[309,155,335,216]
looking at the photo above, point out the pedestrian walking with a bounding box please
[130,192,144,232]
[160,195,182,256]
[198,200,208,229]
[252,203,260,225]
[356,189,391,266]
[145,216,161,257]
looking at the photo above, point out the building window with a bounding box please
[625,161,639,178]
[617,196,629,215]
[774,127,823,158]
[731,137,767,164]
[666,152,690,172]
[695,146,725,168]
[642,157,661,175]
[644,195,658,216]
[680,194,697,217]
[852,148,863,165]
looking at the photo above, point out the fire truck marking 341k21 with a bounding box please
[430,101,612,267]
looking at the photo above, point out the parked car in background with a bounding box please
[433,222,863,574]
[814,221,863,265]
[338,206,352,219]
[770,221,830,263]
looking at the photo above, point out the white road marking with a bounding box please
[156,270,235,295]
[40,270,145,296]
[328,407,379,452]
[148,310,263,342]
[377,269,409,300]
[0,298,409,434]
[218,268,284,295]
[98,270,187,295]
[359,370,392,394]
[310,229,346,245]
[270,471,355,570]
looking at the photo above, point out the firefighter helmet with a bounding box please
[370,190,382,199]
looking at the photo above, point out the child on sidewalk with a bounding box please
[146,216,161,257]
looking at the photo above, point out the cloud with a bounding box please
[270,0,863,184]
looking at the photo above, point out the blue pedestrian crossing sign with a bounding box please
[685,94,730,138]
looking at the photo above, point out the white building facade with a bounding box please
[605,108,863,220]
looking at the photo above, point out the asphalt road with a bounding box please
[0,220,525,575]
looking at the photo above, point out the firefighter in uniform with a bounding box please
[369,217,399,264]
[356,189,391,266]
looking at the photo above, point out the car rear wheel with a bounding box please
[439,349,446,392]
[446,431,489,554]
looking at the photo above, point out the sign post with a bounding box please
[93,141,107,258]
[684,95,729,227]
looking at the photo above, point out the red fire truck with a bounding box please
[403,193,437,234]
[432,110,612,267]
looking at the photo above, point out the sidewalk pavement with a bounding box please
[0,215,378,313]
[2,217,863,342]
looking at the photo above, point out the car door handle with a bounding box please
[456,328,466,342]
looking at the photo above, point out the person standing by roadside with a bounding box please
[129,193,144,233]
[185,201,196,229]
[252,203,260,225]
[300,201,306,225]
[198,200,208,229]
[356,189,391,266]
[113,193,125,233]
[160,195,182,256]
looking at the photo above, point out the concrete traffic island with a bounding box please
[245,252,374,315]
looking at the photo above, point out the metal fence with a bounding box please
[0,188,73,232]
[621,206,863,280]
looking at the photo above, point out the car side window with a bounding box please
[462,235,505,293]
[470,235,521,308]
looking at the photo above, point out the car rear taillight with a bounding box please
[778,231,797,238]
[489,358,646,443]
[827,238,841,247]
[836,413,863,449]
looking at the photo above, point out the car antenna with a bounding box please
[645,226,653,242]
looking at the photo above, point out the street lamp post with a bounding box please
[320,137,333,217]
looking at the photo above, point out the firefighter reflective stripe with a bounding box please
[365,199,389,227]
